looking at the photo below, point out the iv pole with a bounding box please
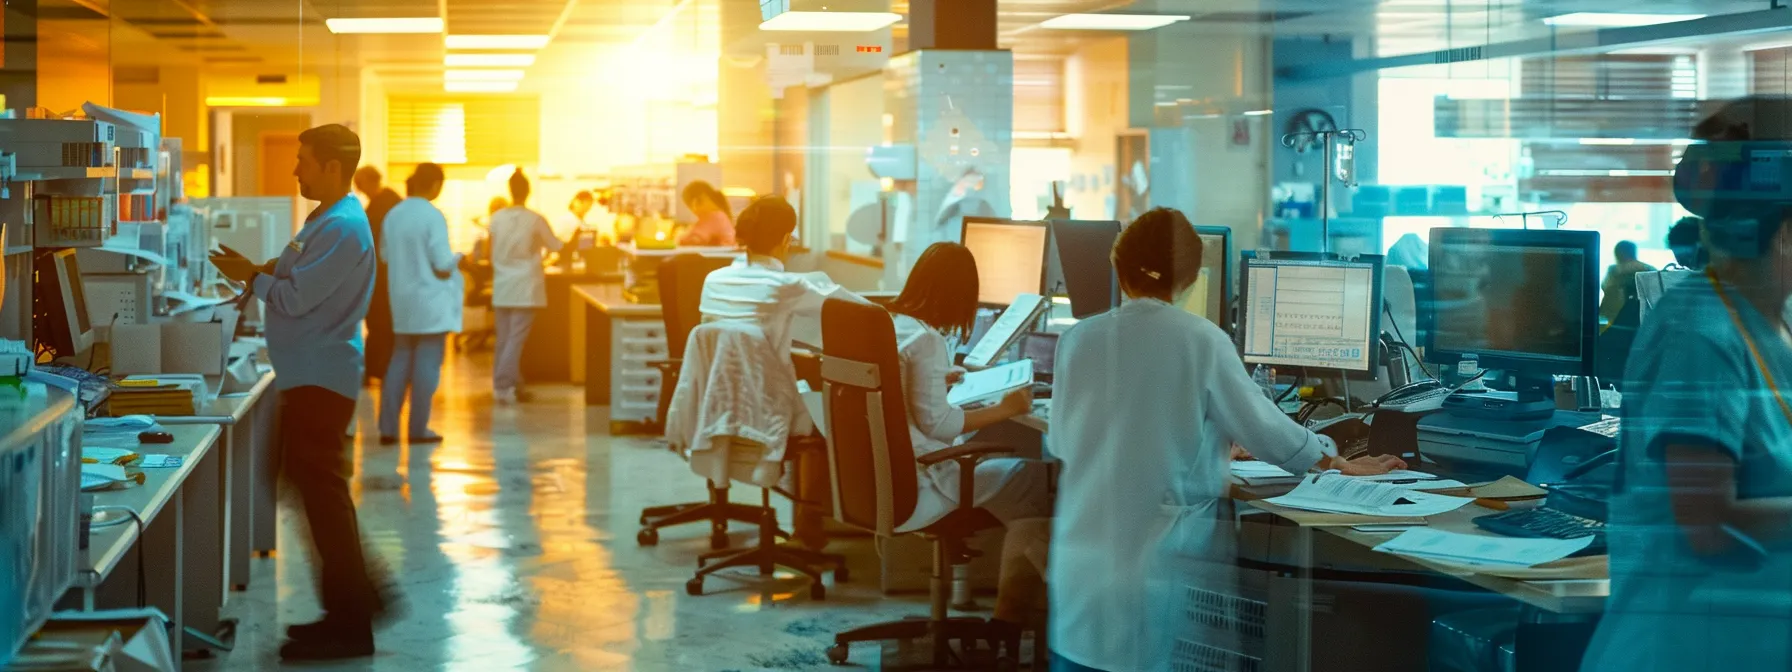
[1281,128,1367,255]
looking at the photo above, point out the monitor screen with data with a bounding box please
[962,218,1049,306]
[1238,254,1383,372]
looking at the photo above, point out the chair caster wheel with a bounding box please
[685,578,703,596]
[810,582,826,601]
[637,528,658,546]
[834,565,849,583]
[709,532,730,551]
[827,644,850,665]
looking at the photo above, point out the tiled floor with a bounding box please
[189,352,950,671]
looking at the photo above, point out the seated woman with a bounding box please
[1047,208,1403,672]
[695,196,857,546]
[886,242,1052,628]
[679,180,736,247]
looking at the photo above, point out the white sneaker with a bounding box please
[495,388,517,405]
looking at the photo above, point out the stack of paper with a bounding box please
[1265,472,1474,517]
[947,360,1034,407]
[1373,528,1595,567]
[1231,461,1303,486]
[1231,462,1461,489]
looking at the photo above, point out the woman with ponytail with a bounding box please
[678,180,736,247]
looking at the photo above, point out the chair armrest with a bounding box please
[791,351,822,390]
[916,441,1014,467]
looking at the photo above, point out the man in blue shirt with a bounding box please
[211,123,388,662]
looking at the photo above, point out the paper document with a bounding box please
[1230,461,1305,486]
[139,454,184,468]
[948,360,1034,407]
[1374,528,1594,567]
[1266,472,1474,517]
[1230,461,1449,487]
[965,294,1047,368]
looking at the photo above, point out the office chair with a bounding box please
[636,254,770,550]
[675,321,847,598]
[817,298,1020,669]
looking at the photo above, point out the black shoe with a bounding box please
[279,633,373,661]
[378,436,399,446]
[409,434,444,445]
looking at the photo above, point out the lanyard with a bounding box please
[1705,270,1792,425]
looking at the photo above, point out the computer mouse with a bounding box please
[138,431,174,444]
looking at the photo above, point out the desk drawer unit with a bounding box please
[610,316,667,434]
[2,402,80,663]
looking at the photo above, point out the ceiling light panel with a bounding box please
[446,81,520,93]
[445,69,526,81]
[760,11,902,32]
[1542,13,1706,28]
[1040,14,1190,31]
[325,17,445,34]
[445,34,551,49]
[445,53,536,67]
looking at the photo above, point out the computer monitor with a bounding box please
[1180,226,1233,329]
[1424,228,1598,418]
[1046,220,1122,318]
[961,217,1049,306]
[33,248,95,358]
[1238,253,1384,373]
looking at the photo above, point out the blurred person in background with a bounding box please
[1599,240,1657,328]
[487,169,564,405]
[679,180,736,247]
[354,166,400,389]
[378,163,462,445]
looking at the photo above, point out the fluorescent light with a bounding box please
[1040,13,1190,31]
[324,17,444,34]
[205,96,316,107]
[445,53,536,67]
[445,81,519,93]
[1242,109,1275,116]
[445,34,550,49]
[760,11,901,32]
[445,69,526,81]
[1543,13,1705,28]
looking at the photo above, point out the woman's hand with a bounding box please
[1326,454,1407,476]
[998,386,1035,418]
[1230,444,1253,461]
[946,366,968,387]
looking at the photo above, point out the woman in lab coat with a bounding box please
[378,163,461,444]
[698,195,857,546]
[1047,208,1402,672]
[887,241,1051,628]
[487,169,565,405]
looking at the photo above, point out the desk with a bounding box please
[156,369,279,593]
[571,283,667,433]
[520,269,624,385]
[78,424,223,671]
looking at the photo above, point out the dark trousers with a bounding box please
[275,386,378,627]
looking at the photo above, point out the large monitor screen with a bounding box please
[963,218,1048,306]
[1240,256,1382,372]
[1048,220,1122,318]
[1428,236,1591,368]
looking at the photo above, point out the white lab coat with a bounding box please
[665,321,807,489]
[698,255,857,374]
[488,206,562,308]
[381,197,463,335]
[1049,298,1334,672]
[891,313,1034,532]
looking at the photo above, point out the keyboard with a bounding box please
[1474,507,1606,544]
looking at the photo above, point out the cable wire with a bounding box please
[1383,303,1435,380]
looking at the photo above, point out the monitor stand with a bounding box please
[1442,375,1557,422]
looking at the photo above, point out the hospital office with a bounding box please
[3,1,1787,670]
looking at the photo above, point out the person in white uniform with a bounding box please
[378,163,462,444]
[698,196,861,546]
[1580,97,1792,672]
[486,169,565,404]
[886,241,1051,628]
[1047,208,1403,672]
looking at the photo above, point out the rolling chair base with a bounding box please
[637,484,773,550]
[827,616,1016,669]
[687,490,846,600]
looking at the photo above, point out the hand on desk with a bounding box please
[1326,454,1408,476]
[946,365,968,387]
[1231,444,1253,461]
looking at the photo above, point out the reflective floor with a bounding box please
[190,351,931,671]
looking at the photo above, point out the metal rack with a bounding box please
[1281,128,1368,255]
